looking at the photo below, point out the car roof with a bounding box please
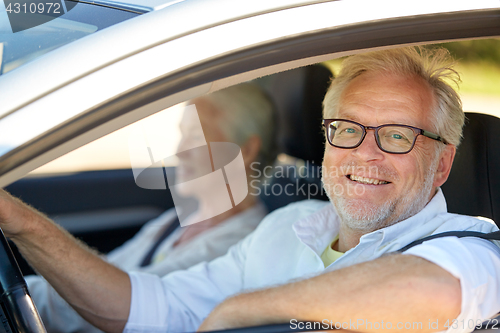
[0,0,498,187]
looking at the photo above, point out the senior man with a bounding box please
[1,46,500,333]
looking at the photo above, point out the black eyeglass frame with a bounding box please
[322,118,448,154]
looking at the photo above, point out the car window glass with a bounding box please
[0,1,139,75]
[30,102,185,175]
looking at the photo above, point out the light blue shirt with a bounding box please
[126,189,500,333]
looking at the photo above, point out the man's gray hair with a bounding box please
[204,83,278,170]
[323,46,464,147]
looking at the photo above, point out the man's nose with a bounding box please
[351,130,384,161]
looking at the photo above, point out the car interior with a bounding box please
[4,64,332,275]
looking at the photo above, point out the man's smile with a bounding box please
[347,174,391,185]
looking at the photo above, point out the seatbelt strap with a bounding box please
[140,216,180,267]
[397,230,500,253]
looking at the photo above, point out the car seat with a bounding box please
[442,112,500,225]
[255,64,332,212]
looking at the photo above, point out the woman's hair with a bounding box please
[204,83,278,170]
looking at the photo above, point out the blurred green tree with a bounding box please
[437,39,500,64]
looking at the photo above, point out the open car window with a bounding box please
[6,36,498,263]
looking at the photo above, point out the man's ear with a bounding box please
[433,144,456,188]
[241,135,262,169]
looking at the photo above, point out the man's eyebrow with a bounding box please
[335,112,372,123]
[336,111,414,126]
[336,111,361,122]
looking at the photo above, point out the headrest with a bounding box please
[442,112,500,224]
[255,64,333,165]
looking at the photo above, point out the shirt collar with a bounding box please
[292,203,340,256]
[293,188,448,256]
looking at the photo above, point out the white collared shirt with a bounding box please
[107,202,267,275]
[126,189,500,333]
[27,203,267,333]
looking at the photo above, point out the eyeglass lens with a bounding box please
[327,120,416,153]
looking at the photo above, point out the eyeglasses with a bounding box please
[323,119,447,154]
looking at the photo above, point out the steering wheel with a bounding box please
[0,229,46,333]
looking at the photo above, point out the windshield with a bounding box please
[0,1,139,75]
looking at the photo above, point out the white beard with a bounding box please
[322,159,437,233]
